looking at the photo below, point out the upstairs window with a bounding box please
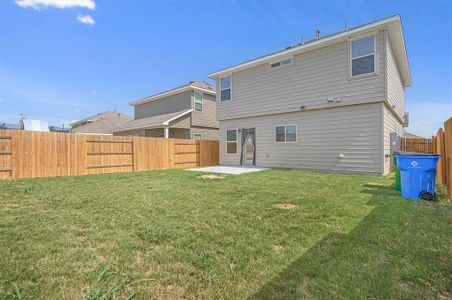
[194,92,203,112]
[226,129,237,154]
[351,35,375,77]
[270,58,293,69]
[220,76,231,101]
[275,124,297,143]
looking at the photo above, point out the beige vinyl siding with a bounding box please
[190,126,219,140]
[386,34,405,119]
[169,113,191,129]
[220,102,383,174]
[383,103,403,174]
[114,129,145,137]
[169,128,190,139]
[134,91,192,119]
[191,93,219,128]
[216,31,386,121]
[142,128,190,139]
[144,129,163,138]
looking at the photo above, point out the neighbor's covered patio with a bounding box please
[113,109,192,138]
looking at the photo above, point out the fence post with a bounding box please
[444,118,452,200]
[196,140,201,166]
[132,136,136,172]
[168,139,174,168]
[436,129,446,185]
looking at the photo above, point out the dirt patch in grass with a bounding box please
[366,182,384,187]
[275,203,298,209]
[198,174,225,180]
[5,203,18,209]
[272,245,284,252]
[298,278,312,299]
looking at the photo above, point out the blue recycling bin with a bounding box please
[395,153,442,200]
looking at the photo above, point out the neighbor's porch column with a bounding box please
[164,126,169,139]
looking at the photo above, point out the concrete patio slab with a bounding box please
[187,165,269,175]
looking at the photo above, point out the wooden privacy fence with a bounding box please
[399,137,433,153]
[431,118,452,200]
[0,130,219,180]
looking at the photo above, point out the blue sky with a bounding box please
[0,0,451,136]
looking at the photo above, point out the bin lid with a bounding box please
[395,152,442,158]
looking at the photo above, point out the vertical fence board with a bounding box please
[432,135,437,154]
[0,130,219,180]
[435,129,446,185]
[133,137,171,171]
[199,140,220,166]
[399,137,433,153]
[0,132,12,179]
[444,118,452,200]
[173,139,199,169]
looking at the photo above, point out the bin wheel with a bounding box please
[419,191,435,201]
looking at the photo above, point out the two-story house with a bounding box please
[208,15,411,175]
[114,81,219,140]
[70,111,132,134]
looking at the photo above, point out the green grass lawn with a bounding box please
[0,169,451,299]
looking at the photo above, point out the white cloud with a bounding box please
[15,0,95,10]
[76,14,95,25]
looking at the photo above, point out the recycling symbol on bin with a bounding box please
[410,160,418,167]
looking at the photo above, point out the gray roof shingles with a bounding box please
[114,109,192,132]
[71,111,132,134]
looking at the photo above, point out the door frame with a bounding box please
[240,128,256,165]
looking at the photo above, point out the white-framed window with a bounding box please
[194,92,203,112]
[275,124,297,143]
[270,57,293,69]
[226,129,238,154]
[220,76,231,101]
[193,133,202,140]
[350,35,376,77]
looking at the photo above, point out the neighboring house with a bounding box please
[403,132,424,138]
[114,81,219,140]
[70,111,132,134]
[208,15,410,175]
[20,119,50,132]
[0,123,20,130]
[49,126,70,133]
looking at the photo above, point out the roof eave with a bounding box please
[208,15,411,87]
[387,16,412,87]
[129,85,216,106]
[113,124,164,133]
[113,109,193,133]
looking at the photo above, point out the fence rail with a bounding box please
[0,130,219,180]
[399,137,433,153]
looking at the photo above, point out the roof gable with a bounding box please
[114,109,193,132]
[208,15,411,87]
[70,111,131,127]
[130,81,216,106]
